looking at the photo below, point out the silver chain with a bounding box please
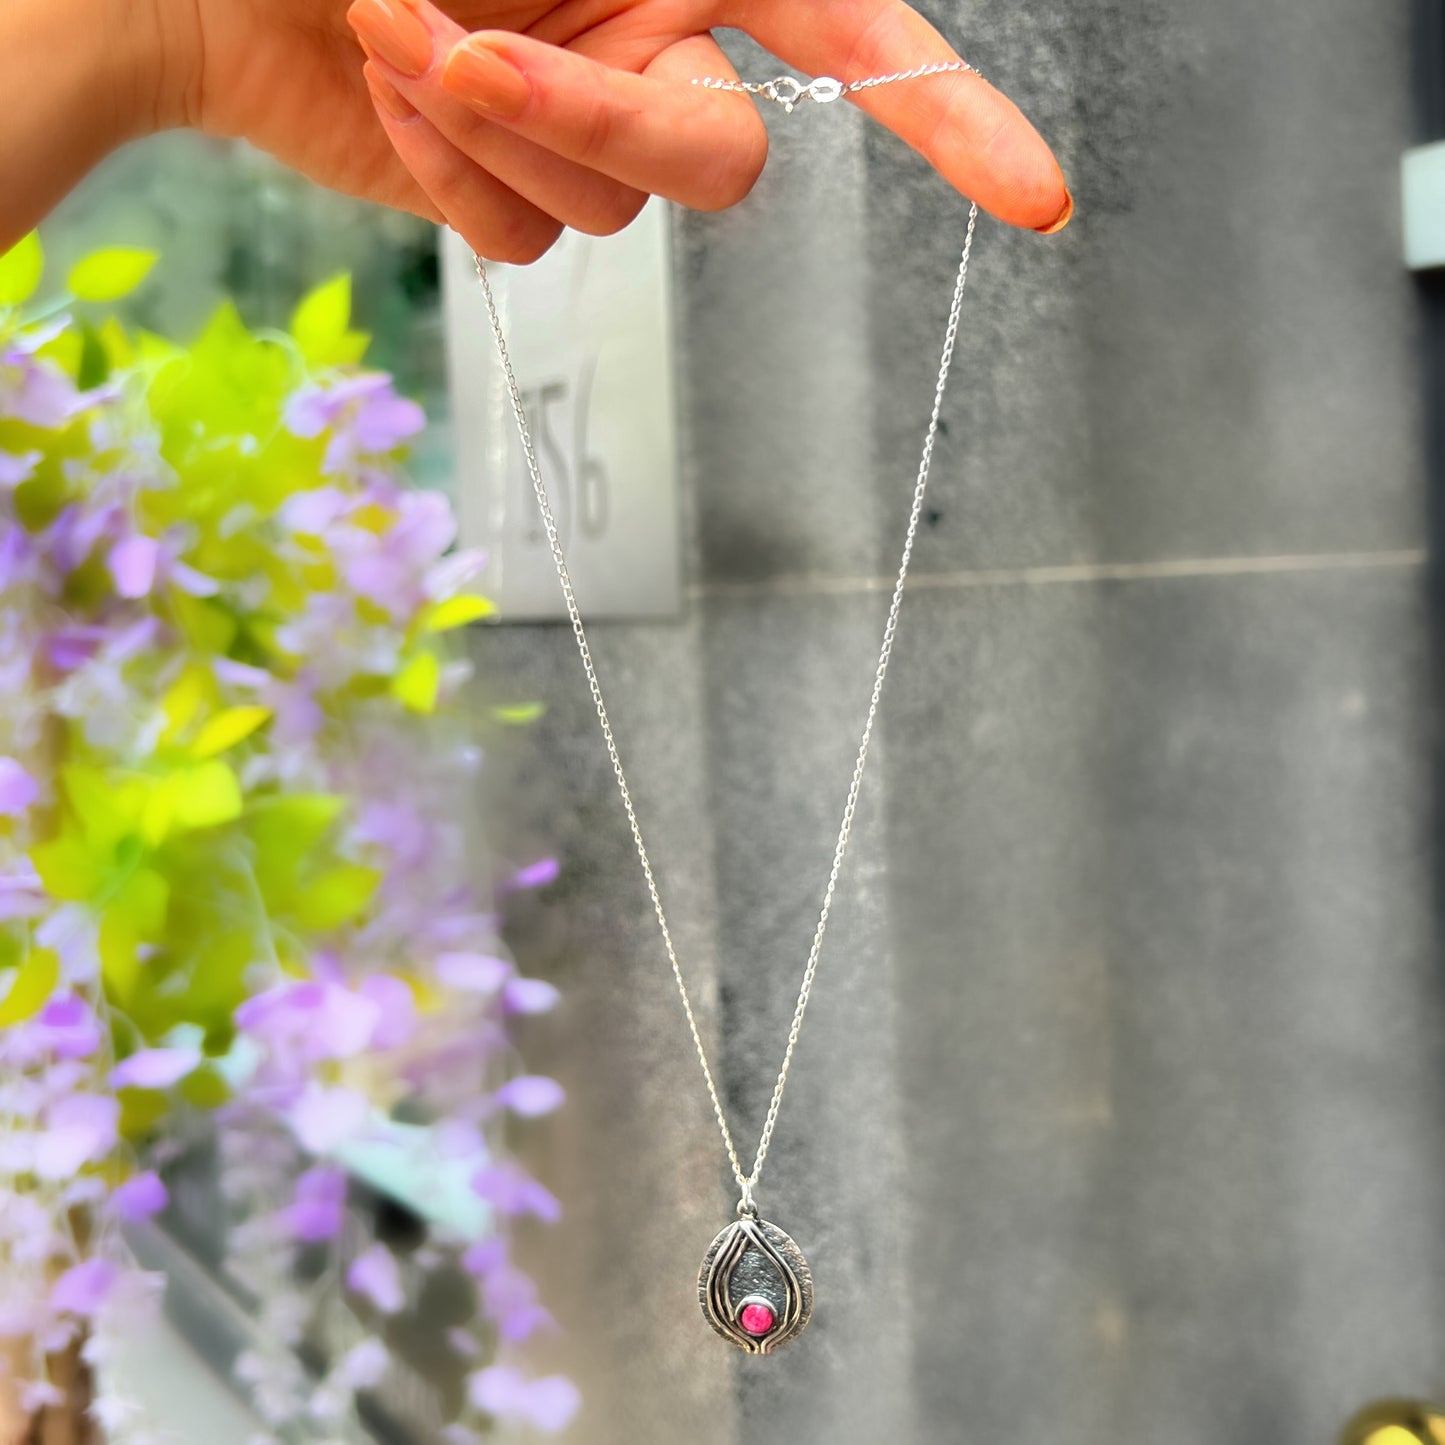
[471,66,980,1215]
[692,59,982,113]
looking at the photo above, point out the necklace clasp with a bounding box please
[760,75,845,113]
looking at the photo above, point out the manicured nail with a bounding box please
[442,36,533,118]
[1036,188,1074,235]
[347,0,433,78]
[364,62,418,121]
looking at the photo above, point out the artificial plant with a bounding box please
[0,231,576,1442]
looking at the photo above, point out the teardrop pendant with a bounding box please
[697,1215,814,1353]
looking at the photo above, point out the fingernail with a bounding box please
[364,62,418,121]
[1036,187,1074,235]
[347,0,433,79]
[442,36,533,119]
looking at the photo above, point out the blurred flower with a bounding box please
[470,1163,562,1223]
[493,1076,565,1118]
[111,1172,168,1223]
[110,1048,201,1091]
[281,1167,348,1243]
[346,1245,403,1315]
[49,1259,118,1318]
[467,1367,579,1433]
[0,757,37,814]
[34,1094,119,1179]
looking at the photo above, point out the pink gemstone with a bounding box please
[739,1302,775,1337]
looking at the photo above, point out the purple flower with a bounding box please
[44,502,116,577]
[467,1367,579,1433]
[49,1259,118,1319]
[346,1244,404,1315]
[110,1047,201,1091]
[34,1094,119,1179]
[423,549,487,601]
[0,757,38,815]
[501,978,560,1016]
[236,980,381,1061]
[283,375,425,475]
[213,658,271,689]
[2,356,79,429]
[111,1172,168,1223]
[282,1166,347,1243]
[353,388,426,454]
[492,1076,565,1119]
[289,1083,368,1153]
[461,1236,507,1279]
[279,486,351,536]
[504,858,560,893]
[29,995,101,1059]
[435,952,511,993]
[470,1164,561,1224]
[354,801,431,871]
[470,1256,552,1342]
[357,974,416,1050]
[0,523,33,591]
[46,625,107,672]
[108,534,160,598]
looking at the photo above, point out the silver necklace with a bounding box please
[472,60,981,1354]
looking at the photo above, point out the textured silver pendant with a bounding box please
[697,1215,814,1353]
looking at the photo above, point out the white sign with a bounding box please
[440,199,682,620]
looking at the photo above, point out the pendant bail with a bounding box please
[737,1185,759,1219]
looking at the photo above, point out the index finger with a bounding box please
[728,0,1072,232]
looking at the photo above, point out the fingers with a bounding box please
[350,0,652,239]
[729,0,1070,232]
[361,62,564,263]
[434,29,769,212]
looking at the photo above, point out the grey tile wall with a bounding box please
[471,2,1440,1441]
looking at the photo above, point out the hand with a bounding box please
[2,0,1069,260]
[337,0,1072,260]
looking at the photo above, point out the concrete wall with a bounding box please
[474,2,1445,1441]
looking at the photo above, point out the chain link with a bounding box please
[471,90,980,1209]
[693,59,982,109]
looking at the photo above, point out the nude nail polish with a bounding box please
[442,37,533,118]
[1036,188,1074,235]
[364,63,418,121]
[347,0,433,79]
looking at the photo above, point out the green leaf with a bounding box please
[63,765,145,849]
[117,1086,170,1140]
[111,866,169,935]
[491,701,546,726]
[30,834,103,901]
[0,948,59,1027]
[292,864,381,931]
[100,911,140,1005]
[0,233,43,308]
[166,761,244,833]
[248,794,346,907]
[67,247,159,302]
[192,705,272,759]
[391,649,440,714]
[422,594,496,632]
[76,323,110,390]
[178,1065,231,1110]
[170,592,237,655]
[290,273,352,365]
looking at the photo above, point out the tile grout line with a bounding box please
[689,549,1431,600]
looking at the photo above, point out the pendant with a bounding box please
[697,1213,814,1353]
